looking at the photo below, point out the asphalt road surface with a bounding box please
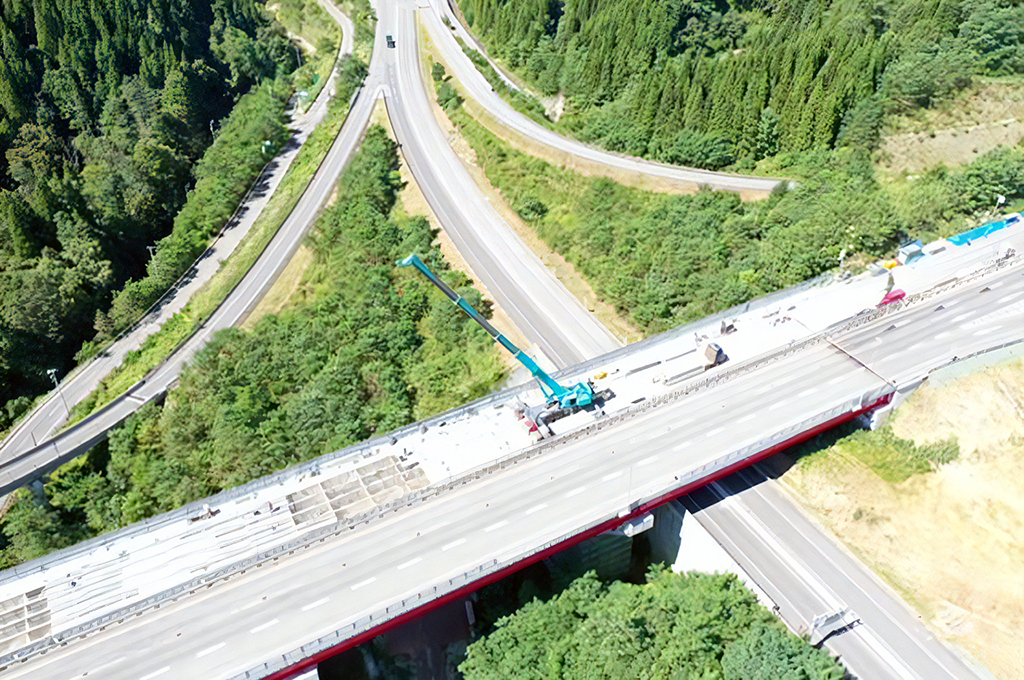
[688,266,1023,680]
[688,472,985,680]
[0,0,622,496]
[408,4,1019,675]
[382,0,621,367]
[0,4,1015,679]
[0,19,357,472]
[5,262,1017,680]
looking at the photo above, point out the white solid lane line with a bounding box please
[196,642,226,658]
[139,668,171,680]
[397,557,422,570]
[442,538,466,551]
[250,619,278,634]
[526,503,548,515]
[304,596,332,608]
[484,520,509,532]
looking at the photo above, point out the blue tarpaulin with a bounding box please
[947,214,1020,246]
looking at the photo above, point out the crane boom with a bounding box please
[396,254,595,408]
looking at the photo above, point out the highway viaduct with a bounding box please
[1,256,1017,680]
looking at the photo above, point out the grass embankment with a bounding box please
[337,0,376,63]
[778,356,1024,679]
[0,126,506,567]
[276,0,344,110]
[67,57,368,424]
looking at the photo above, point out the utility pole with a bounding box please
[47,368,69,419]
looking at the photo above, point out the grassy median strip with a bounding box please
[67,60,367,425]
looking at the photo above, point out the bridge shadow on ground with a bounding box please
[683,416,867,514]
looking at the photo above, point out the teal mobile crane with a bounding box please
[397,254,604,411]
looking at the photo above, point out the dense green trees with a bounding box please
[0,0,296,426]
[97,84,290,336]
[462,0,1024,165]
[448,95,1024,333]
[460,568,843,680]
[0,126,505,565]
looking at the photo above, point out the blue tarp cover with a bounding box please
[948,214,1020,246]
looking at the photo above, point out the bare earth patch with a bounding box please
[780,358,1024,679]
[880,79,1024,175]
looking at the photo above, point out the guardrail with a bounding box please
[225,385,895,680]
[0,250,1018,672]
[0,295,902,670]
[0,139,285,453]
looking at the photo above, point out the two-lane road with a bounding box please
[689,470,986,680]
[422,0,785,197]
[0,17,356,470]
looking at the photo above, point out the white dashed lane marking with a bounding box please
[196,642,226,658]
[250,619,278,634]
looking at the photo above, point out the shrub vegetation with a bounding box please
[0,127,505,566]
[461,568,844,680]
[0,0,299,428]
